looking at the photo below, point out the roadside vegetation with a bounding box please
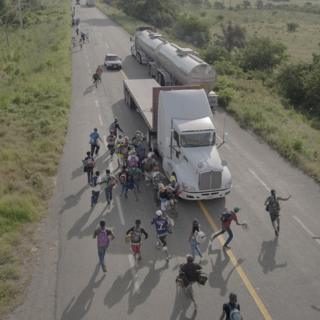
[99,0,320,182]
[0,0,71,316]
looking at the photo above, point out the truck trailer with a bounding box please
[130,27,216,93]
[123,79,232,200]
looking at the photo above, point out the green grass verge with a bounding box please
[0,1,71,316]
[97,1,320,182]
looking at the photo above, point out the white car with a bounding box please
[104,53,122,70]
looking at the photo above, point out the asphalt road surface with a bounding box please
[8,3,320,320]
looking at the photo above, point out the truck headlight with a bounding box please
[182,184,196,192]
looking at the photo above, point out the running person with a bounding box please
[126,219,148,261]
[109,118,124,136]
[93,220,115,273]
[106,133,116,157]
[89,128,103,157]
[189,219,203,262]
[220,292,242,320]
[82,151,95,185]
[151,210,171,261]
[91,171,101,208]
[210,207,247,249]
[102,169,117,205]
[264,189,291,236]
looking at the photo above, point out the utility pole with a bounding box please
[18,0,23,28]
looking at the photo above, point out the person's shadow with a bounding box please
[59,185,89,214]
[169,287,197,320]
[257,237,287,274]
[208,248,244,296]
[127,259,168,314]
[60,265,105,320]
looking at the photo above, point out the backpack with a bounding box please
[97,229,110,247]
[131,227,142,243]
[119,173,127,184]
[195,231,207,243]
[128,156,138,168]
[221,212,232,223]
[84,157,95,168]
[229,307,242,320]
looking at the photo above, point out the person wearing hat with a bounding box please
[210,207,247,249]
[151,210,171,261]
[126,219,148,261]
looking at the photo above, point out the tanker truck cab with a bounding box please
[157,89,232,200]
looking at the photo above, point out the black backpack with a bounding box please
[221,212,232,223]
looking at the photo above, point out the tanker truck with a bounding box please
[123,79,232,200]
[130,27,218,109]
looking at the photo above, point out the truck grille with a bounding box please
[199,171,222,191]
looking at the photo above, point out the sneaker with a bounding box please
[137,255,142,261]
[102,265,107,273]
[223,244,231,250]
[275,229,279,237]
[166,255,171,262]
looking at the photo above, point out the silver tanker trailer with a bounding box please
[130,27,218,109]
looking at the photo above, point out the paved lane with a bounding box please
[9,3,320,320]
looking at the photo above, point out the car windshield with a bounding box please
[106,55,119,61]
[180,130,215,147]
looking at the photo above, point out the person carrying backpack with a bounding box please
[91,171,101,208]
[210,207,247,250]
[126,219,148,261]
[264,189,291,237]
[93,220,115,273]
[220,292,242,320]
[102,169,117,205]
[82,151,95,185]
[109,118,124,136]
[89,128,102,157]
[189,219,206,263]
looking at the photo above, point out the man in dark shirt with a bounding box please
[220,293,242,320]
[126,219,148,261]
[179,255,202,309]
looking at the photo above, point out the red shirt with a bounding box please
[222,212,238,229]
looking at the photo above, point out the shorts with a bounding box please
[269,211,280,222]
[131,244,141,254]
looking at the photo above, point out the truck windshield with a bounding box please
[180,130,215,147]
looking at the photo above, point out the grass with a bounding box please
[98,1,320,181]
[0,0,71,317]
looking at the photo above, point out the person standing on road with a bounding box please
[264,189,291,236]
[93,220,115,273]
[102,169,117,206]
[151,210,171,261]
[189,219,203,262]
[91,171,101,208]
[210,207,247,250]
[126,219,148,261]
[219,292,242,320]
[89,128,103,157]
[82,151,95,185]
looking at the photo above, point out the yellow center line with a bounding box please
[120,69,128,80]
[198,201,272,320]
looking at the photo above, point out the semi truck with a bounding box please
[123,79,232,200]
[130,27,218,109]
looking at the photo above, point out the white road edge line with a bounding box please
[293,215,320,245]
[94,99,99,108]
[248,169,270,192]
[98,114,103,127]
[105,42,109,49]
[115,196,125,225]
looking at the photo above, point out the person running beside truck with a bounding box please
[126,219,148,261]
[210,207,247,250]
[264,189,291,237]
[220,293,242,320]
[91,171,101,208]
[109,118,124,136]
[82,151,95,185]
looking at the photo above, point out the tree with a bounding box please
[240,37,287,71]
[219,22,246,51]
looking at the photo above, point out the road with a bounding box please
[8,3,320,320]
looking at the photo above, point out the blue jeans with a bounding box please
[98,246,106,268]
[91,190,100,207]
[105,188,113,203]
[213,228,233,246]
[190,238,202,258]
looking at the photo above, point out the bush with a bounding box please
[218,22,246,51]
[287,22,299,32]
[215,76,235,108]
[174,15,210,47]
[240,37,287,71]
[203,45,230,64]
